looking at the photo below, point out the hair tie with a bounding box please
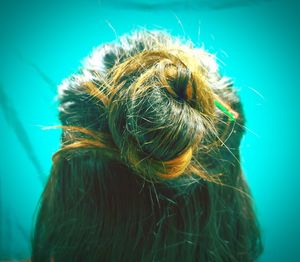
[214,96,239,122]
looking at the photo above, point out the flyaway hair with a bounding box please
[31,29,263,262]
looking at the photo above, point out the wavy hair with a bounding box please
[31,29,263,261]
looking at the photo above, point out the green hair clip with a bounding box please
[214,98,238,122]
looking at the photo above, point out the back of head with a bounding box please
[31,30,263,261]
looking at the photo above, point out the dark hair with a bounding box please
[31,29,263,261]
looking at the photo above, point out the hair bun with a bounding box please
[106,49,217,181]
[55,30,242,183]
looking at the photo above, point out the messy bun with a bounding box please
[55,30,241,183]
[107,49,216,180]
[32,30,262,262]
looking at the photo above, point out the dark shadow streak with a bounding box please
[15,221,30,242]
[0,84,47,185]
[99,0,274,10]
[14,50,57,94]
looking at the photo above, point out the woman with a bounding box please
[31,29,263,261]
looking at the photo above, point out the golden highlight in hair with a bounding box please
[49,46,239,183]
[32,30,263,262]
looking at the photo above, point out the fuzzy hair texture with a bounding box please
[31,29,263,262]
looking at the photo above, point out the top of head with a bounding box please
[56,29,244,183]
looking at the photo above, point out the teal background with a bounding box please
[0,0,299,261]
